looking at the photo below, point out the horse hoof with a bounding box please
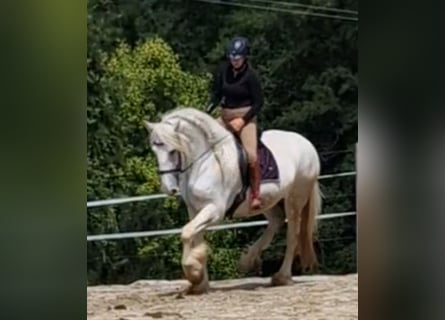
[239,253,262,274]
[183,264,204,285]
[271,273,294,286]
[239,253,253,273]
[185,282,209,295]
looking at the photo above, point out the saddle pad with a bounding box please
[258,140,280,182]
[224,137,280,219]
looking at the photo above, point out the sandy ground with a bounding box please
[87,273,357,320]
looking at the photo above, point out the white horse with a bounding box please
[143,107,322,294]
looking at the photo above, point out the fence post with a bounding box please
[355,142,358,267]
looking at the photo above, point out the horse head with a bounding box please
[143,118,187,195]
[143,108,227,195]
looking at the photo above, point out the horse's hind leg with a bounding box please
[271,191,304,286]
[239,202,285,273]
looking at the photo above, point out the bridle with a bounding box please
[156,134,231,176]
[156,150,184,175]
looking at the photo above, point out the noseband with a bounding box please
[157,151,184,175]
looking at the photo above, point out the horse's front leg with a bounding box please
[181,203,223,293]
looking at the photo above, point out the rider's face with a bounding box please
[230,55,245,69]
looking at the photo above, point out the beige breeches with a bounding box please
[217,106,258,164]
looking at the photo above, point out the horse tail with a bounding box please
[298,179,322,271]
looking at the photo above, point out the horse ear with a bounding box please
[143,120,155,132]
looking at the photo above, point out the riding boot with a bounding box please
[249,160,262,210]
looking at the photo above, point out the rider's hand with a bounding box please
[229,117,245,132]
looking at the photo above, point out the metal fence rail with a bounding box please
[87,211,356,241]
[87,171,356,208]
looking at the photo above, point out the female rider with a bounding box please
[206,36,264,210]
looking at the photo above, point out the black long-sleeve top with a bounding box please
[209,61,263,123]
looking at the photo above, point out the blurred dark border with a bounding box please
[0,1,86,319]
[359,0,444,319]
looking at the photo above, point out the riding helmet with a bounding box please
[226,36,250,59]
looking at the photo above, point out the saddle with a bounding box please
[225,131,280,218]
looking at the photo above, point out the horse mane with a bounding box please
[161,107,229,144]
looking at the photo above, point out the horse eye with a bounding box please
[153,141,164,147]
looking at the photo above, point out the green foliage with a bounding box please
[87,36,210,284]
[88,36,209,198]
[206,231,243,279]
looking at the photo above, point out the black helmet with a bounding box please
[226,36,250,59]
